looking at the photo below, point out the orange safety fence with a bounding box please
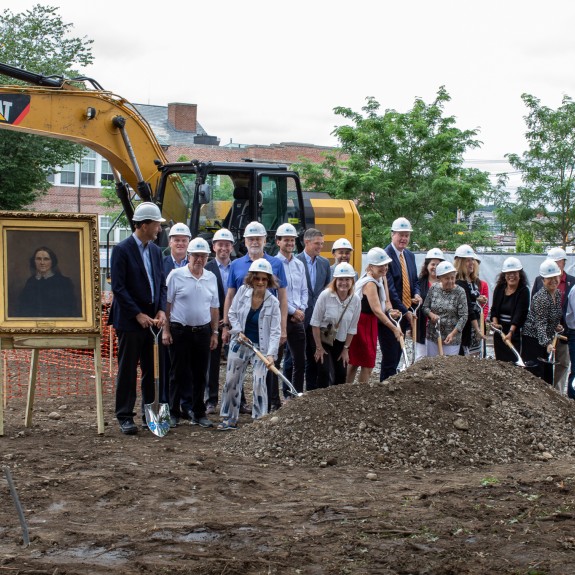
[2,291,118,402]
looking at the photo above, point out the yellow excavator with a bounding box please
[0,63,361,267]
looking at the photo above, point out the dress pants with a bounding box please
[304,324,320,391]
[169,323,211,419]
[316,339,346,388]
[115,328,157,422]
[378,320,405,381]
[273,318,306,400]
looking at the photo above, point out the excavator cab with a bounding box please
[156,161,306,257]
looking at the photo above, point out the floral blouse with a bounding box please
[523,288,562,347]
[422,283,468,345]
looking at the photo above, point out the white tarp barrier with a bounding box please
[361,252,575,307]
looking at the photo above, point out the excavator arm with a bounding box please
[0,63,187,224]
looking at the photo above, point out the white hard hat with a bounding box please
[539,258,561,278]
[187,237,211,254]
[276,223,298,237]
[391,217,413,232]
[547,247,567,261]
[332,238,354,252]
[425,248,445,261]
[132,202,165,222]
[454,244,477,259]
[243,221,267,237]
[168,222,191,238]
[502,257,523,273]
[212,228,234,243]
[333,262,356,278]
[436,261,457,277]
[366,247,392,266]
[248,258,273,275]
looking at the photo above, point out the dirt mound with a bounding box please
[224,355,575,470]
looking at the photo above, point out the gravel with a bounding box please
[223,355,575,470]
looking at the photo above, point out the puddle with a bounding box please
[152,529,220,543]
[38,544,132,566]
[47,501,66,512]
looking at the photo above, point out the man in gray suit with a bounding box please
[297,228,331,391]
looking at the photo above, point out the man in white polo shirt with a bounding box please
[162,238,220,427]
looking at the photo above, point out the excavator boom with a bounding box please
[0,70,187,224]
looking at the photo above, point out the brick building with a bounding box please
[31,101,341,235]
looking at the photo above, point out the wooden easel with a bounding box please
[0,335,104,436]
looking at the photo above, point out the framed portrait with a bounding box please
[0,212,101,334]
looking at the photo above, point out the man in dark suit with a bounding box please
[109,202,167,435]
[297,228,331,391]
[162,222,190,424]
[379,217,421,380]
[204,228,235,413]
[532,247,575,393]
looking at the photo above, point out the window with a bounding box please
[81,150,96,186]
[99,216,112,244]
[60,162,76,185]
[101,159,114,183]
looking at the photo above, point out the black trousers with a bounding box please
[316,339,346,388]
[205,332,223,406]
[115,328,159,422]
[274,318,306,398]
[378,318,408,381]
[169,323,211,418]
[522,335,553,385]
[304,324,320,391]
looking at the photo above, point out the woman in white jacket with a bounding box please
[218,259,281,430]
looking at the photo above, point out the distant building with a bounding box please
[31,101,342,244]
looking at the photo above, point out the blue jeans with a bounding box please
[567,330,575,399]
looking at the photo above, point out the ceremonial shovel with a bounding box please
[436,317,444,356]
[144,326,171,437]
[388,310,410,372]
[237,333,303,397]
[487,323,526,368]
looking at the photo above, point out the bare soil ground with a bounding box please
[2,355,575,575]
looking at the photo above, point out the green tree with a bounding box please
[295,88,496,250]
[496,93,575,249]
[0,4,94,210]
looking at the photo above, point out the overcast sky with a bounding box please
[16,0,575,186]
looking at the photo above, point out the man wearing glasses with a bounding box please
[162,237,220,428]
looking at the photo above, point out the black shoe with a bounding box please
[269,403,282,412]
[239,403,251,414]
[184,409,196,424]
[119,419,138,435]
[141,417,148,429]
[191,416,214,428]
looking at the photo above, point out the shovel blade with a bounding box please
[537,357,559,365]
[144,402,171,437]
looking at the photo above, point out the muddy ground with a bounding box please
[2,355,575,575]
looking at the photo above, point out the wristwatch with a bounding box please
[343,345,350,349]
[213,330,219,335]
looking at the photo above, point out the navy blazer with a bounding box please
[205,258,226,318]
[109,235,167,331]
[163,254,176,279]
[296,252,331,326]
[384,245,420,314]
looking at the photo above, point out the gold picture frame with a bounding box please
[0,212,101,334]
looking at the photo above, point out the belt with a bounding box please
[170,322,210,332]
